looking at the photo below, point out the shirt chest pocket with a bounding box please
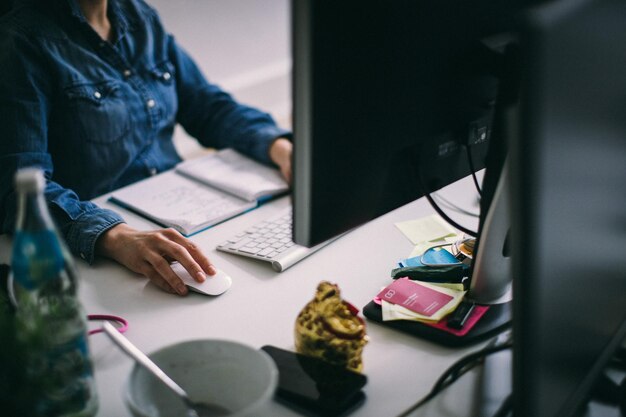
[147,60,178,125]
[63,81,130,144]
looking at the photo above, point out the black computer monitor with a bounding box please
[291,0,522,344]
[292,0,521,249]
[509,1,626,415]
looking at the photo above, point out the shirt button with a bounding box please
[99,41,106,48]
[149,168,157,176]
[80,253,86,260]
[123,69,132,78]
[146,99,156,108]
[162,72,171,81]
[94,91,102,99]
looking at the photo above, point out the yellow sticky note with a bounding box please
[395,214,457,245]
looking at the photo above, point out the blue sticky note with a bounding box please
[398,248,459,268]
[421,248,458,265]
[398,255,425,268]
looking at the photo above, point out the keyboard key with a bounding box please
[229,238,252,250]
[258,248,274,257]
[239,246,262,255]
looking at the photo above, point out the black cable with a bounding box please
[416,158,479,237]
[432,193,480,218]
[423,191,478,237]
[395,341,513,417]
[465,144,483,197]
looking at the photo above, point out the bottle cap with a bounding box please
[14,168,45,193]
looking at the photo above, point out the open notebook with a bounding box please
[109,148,289,236]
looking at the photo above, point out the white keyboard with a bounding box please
[216,208,333,272]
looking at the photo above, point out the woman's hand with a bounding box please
[96,223,216,295]
[269,137,293,184]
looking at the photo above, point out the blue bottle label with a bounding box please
[12,230,65,290]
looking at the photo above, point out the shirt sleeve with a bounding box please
[0,28,124,264]
[165,34,292,165]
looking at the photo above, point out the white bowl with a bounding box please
[124,339,278,417]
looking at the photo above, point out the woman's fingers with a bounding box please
[143,264,179,295]
[160,229,216,278]
[146,253,188,295]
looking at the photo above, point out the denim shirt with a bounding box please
[0,0,291,263]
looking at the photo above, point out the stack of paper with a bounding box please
[376,278,466,323]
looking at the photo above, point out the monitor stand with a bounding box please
[461,158,514,344]
[472,332,512,417]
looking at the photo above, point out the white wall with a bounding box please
[148,0,292,158]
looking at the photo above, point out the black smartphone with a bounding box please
[261,345,367,417]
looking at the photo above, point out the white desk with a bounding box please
[0,174,489,417]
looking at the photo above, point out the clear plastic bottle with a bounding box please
[10,168,98,416]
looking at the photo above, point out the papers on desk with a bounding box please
[109,148,288,236]
[395,214,458,245]
[395,214,460,260]
[109,171,257,236]
[175,148,288,202]
[371,214,468,325]
[377,278,466,323]
[362,215,488,339]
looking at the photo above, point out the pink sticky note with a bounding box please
[376,278,454,317]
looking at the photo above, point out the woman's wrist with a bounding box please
[95,223,132,260]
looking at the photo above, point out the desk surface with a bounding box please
[0,174,490,417]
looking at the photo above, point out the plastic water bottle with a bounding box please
[10,168,98,416]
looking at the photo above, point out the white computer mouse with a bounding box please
[170,262,232,296]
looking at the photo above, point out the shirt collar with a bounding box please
[108,0,130,43]
[62,0,131,43]
[65,0,86,21]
